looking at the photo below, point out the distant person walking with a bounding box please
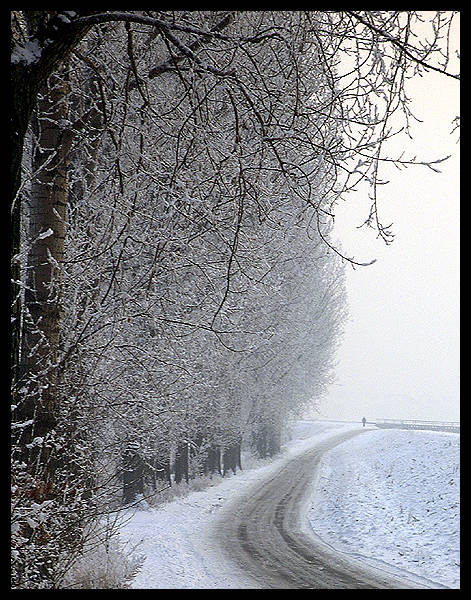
[362,417,366,427]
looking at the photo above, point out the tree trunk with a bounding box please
[122,444,146,505]
[205,445,222,476]
[19,66,71,460]
[11,13,95,389]
[252,424,279,459]
[174,442,189,484]
[223,442,240,476]
[152,455,171,487]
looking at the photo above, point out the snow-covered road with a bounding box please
[118,421,460,589]
[211,427,424,588]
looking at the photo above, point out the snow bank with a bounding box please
[306,428,460,589]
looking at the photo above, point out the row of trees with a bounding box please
[11,11,458,588]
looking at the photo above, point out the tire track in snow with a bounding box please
[213,428,428,589]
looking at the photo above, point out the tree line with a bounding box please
[10,11,458,588]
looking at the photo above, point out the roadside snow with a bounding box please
[305,427,460,589]
[118,421,460,589]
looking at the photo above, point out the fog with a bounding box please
[315,21,460,424]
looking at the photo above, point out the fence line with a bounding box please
[372,418,459,433]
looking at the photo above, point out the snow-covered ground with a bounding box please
[305,426,460,589]
[118,421,460,589]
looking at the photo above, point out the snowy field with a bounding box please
[305,426,460,589]
[118,421,460,589]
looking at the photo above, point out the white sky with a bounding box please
[315,15,460,423]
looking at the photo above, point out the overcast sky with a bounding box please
[315,16,460,424]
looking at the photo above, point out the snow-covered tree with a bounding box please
[11,11,459,589]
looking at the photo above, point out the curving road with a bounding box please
[213,428,423,589]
